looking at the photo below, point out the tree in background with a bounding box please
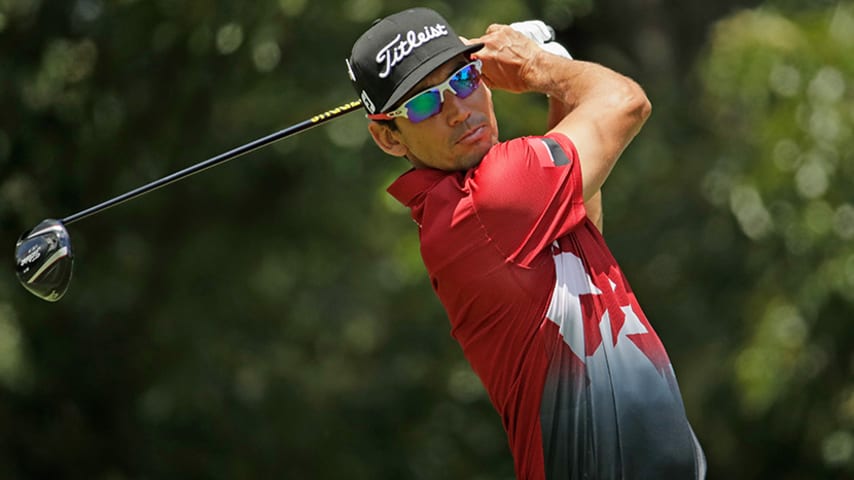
[698,3,854,478]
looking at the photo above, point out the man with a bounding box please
[347,8,706,479]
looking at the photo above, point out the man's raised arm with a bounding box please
[469,24,651,202]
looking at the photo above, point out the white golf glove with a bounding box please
[510,20,573,60]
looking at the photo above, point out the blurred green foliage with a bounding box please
[0,0,852,479]
[698,3,854,477]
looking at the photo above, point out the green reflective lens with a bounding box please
[404,91,443,123]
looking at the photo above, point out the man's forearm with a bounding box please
[526,54,648,120]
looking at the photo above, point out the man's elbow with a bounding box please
[624,81,652,128]
[634,90,652,124]
[603,79,651,138]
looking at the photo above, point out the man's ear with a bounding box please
[368,121,408,157]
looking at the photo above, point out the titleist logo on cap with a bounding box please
[376,23,449,78]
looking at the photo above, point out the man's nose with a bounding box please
[442,90,471,125]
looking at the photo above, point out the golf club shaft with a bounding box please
[61,100,363,226]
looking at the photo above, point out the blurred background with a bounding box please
[1,0,852,478]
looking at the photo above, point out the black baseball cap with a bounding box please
[346,8,483,115]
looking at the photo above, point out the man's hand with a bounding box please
[464,24,548,93]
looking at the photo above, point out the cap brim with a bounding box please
[379,42,484,113]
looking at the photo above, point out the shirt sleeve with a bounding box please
[467,132,587,267]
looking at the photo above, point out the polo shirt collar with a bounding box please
[387,168,450,207]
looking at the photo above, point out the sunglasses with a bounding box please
[368,59,483,124]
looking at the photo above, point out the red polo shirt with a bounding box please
[388,133,705,480]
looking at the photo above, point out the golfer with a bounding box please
[347,8,706,479]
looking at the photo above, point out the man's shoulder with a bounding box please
[477,133,576,176]
[482,133,574,161]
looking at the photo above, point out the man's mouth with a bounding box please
[457,125,486,145]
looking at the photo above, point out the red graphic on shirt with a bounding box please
[551,238,671,373]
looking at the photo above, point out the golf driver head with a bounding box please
[15,219,73,302]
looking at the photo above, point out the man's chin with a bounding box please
[457,146,490,170]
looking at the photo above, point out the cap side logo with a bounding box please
[360,91,376,113]
[376,23,449,78]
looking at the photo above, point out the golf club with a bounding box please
[14,100,363,302]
